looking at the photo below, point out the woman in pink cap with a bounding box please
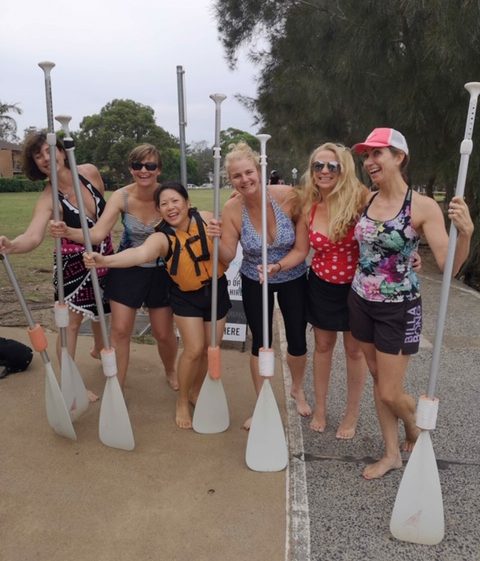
[350,127,474,479]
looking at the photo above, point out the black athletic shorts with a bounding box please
[307,270,351,332]
[169,274,231,320]
[348,290,422,355]
[104,265,171,309]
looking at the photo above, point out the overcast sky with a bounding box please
[1,0,259,144]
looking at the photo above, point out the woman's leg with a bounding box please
[174,315,207,429]
[90,319,103,359]
[109,300,137,390]
[148,306,178,390]
[309,328,336,431]
[336,331,367,439]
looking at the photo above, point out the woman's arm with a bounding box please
[84,232,168,269]
[0,188,53,254]
[211,201,241,265]
[420,195,474,275]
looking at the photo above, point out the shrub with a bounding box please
[0,177,45,192]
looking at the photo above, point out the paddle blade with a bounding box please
[99,376,135,451]
[60,348,89,421]
[192,375,230,434]
[246,380,288,472]
[390,430,444,545]
[44,362,77,440]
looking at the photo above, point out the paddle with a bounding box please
[390,81,480,545]
[1,254,76,440]
[192,93,230,434]
[55,115,135,451]
[245,134,288,472]
[38,61,89,420]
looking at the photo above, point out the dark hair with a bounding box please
[153,181,189,208]
[269,170,281,185]
[22,131,67,181]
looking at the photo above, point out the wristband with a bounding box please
[277,262,282,272]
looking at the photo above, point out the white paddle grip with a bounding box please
[259,348,274,377]
[416,395,439,430]
[54,303,69,327]
[101,348,117,377]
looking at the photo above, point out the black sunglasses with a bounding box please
[312,160,341,173]
[131,161,158,171]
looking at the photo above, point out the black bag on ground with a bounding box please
[0,337,33,378]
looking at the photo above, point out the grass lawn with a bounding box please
[0,188,233,287]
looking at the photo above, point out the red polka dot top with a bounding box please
[308,203,359,285]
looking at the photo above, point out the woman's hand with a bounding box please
[206,218,222,238]
[412,251,422,272]
[83,251,105,269]
[0,236,13,253]
[448,196,474,237]
[49,220,69,239]
[257,262,282,284]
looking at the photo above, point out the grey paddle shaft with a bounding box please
[55,115,110,349]
[1,254,50,366]
[257,134,272,349]
[209,94,227,347]
[38,61,69,348]
[427,81,480,398]
[177,66,188,188]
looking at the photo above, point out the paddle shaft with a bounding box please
[55,116,110,349]
[209,94,226,347]
[427,82,480,398]
[257,134,272,348]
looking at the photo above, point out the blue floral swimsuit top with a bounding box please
[239,192,307,283]
[351,187,420,302]
[118,189,164,268]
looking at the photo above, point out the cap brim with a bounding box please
[352,141,389,154]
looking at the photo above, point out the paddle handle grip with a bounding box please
[54,302,69,328]
[208,346,221,380]
[101,348,117,377]
[259,348,274,377]
[416,395,439,430]
[28,324,48,353]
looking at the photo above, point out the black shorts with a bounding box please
[348,290,422,355]
[104,265,171,309]
[307,270,351,332]
[169,275,231,320]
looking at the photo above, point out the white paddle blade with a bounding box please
[60,348,89,421]
[246,380,288,472]
[99,376,135,451]
[390,430,444,545]
[192,375,230,434]
[44,362,77,440]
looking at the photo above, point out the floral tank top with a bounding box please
[351,188,420,302]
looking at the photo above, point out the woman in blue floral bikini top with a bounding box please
[349,127,473,481]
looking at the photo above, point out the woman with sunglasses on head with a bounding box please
[350,128,473,479]
[50,144,178,393]
[0,131,113,400]
[298,143,370,439]
[82,182,232,429]
[208,142,311,429]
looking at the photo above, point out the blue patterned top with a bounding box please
[351,187,420,302]
[239,192,307,283]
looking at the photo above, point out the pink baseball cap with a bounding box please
[353,128,409,155]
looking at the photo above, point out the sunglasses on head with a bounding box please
[131,161,158,171]
[312,160,341,173]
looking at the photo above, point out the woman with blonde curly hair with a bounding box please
[299,142,370,439]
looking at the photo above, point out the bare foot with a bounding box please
[242,416,252,430]
[188,392,199,407]
[336,414,358,440]
[166,371,179,391]
[362,456,403,480]
[176,399,192,429]
[402,424,421,452]
[309,412,326,432]
[87,390,99,402]
[290,388,312,417]
[90,348,101,360]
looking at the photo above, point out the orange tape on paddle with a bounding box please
[208,346,221,380]
[28,324,48,352]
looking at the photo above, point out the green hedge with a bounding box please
[0,177,45,192]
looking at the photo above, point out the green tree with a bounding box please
[0,102,22,142]
[214,0,480,287]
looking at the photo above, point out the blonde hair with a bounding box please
[224,141,260,178]
[299,143,368,242]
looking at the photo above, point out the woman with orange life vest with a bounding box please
[83,182,232,429]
